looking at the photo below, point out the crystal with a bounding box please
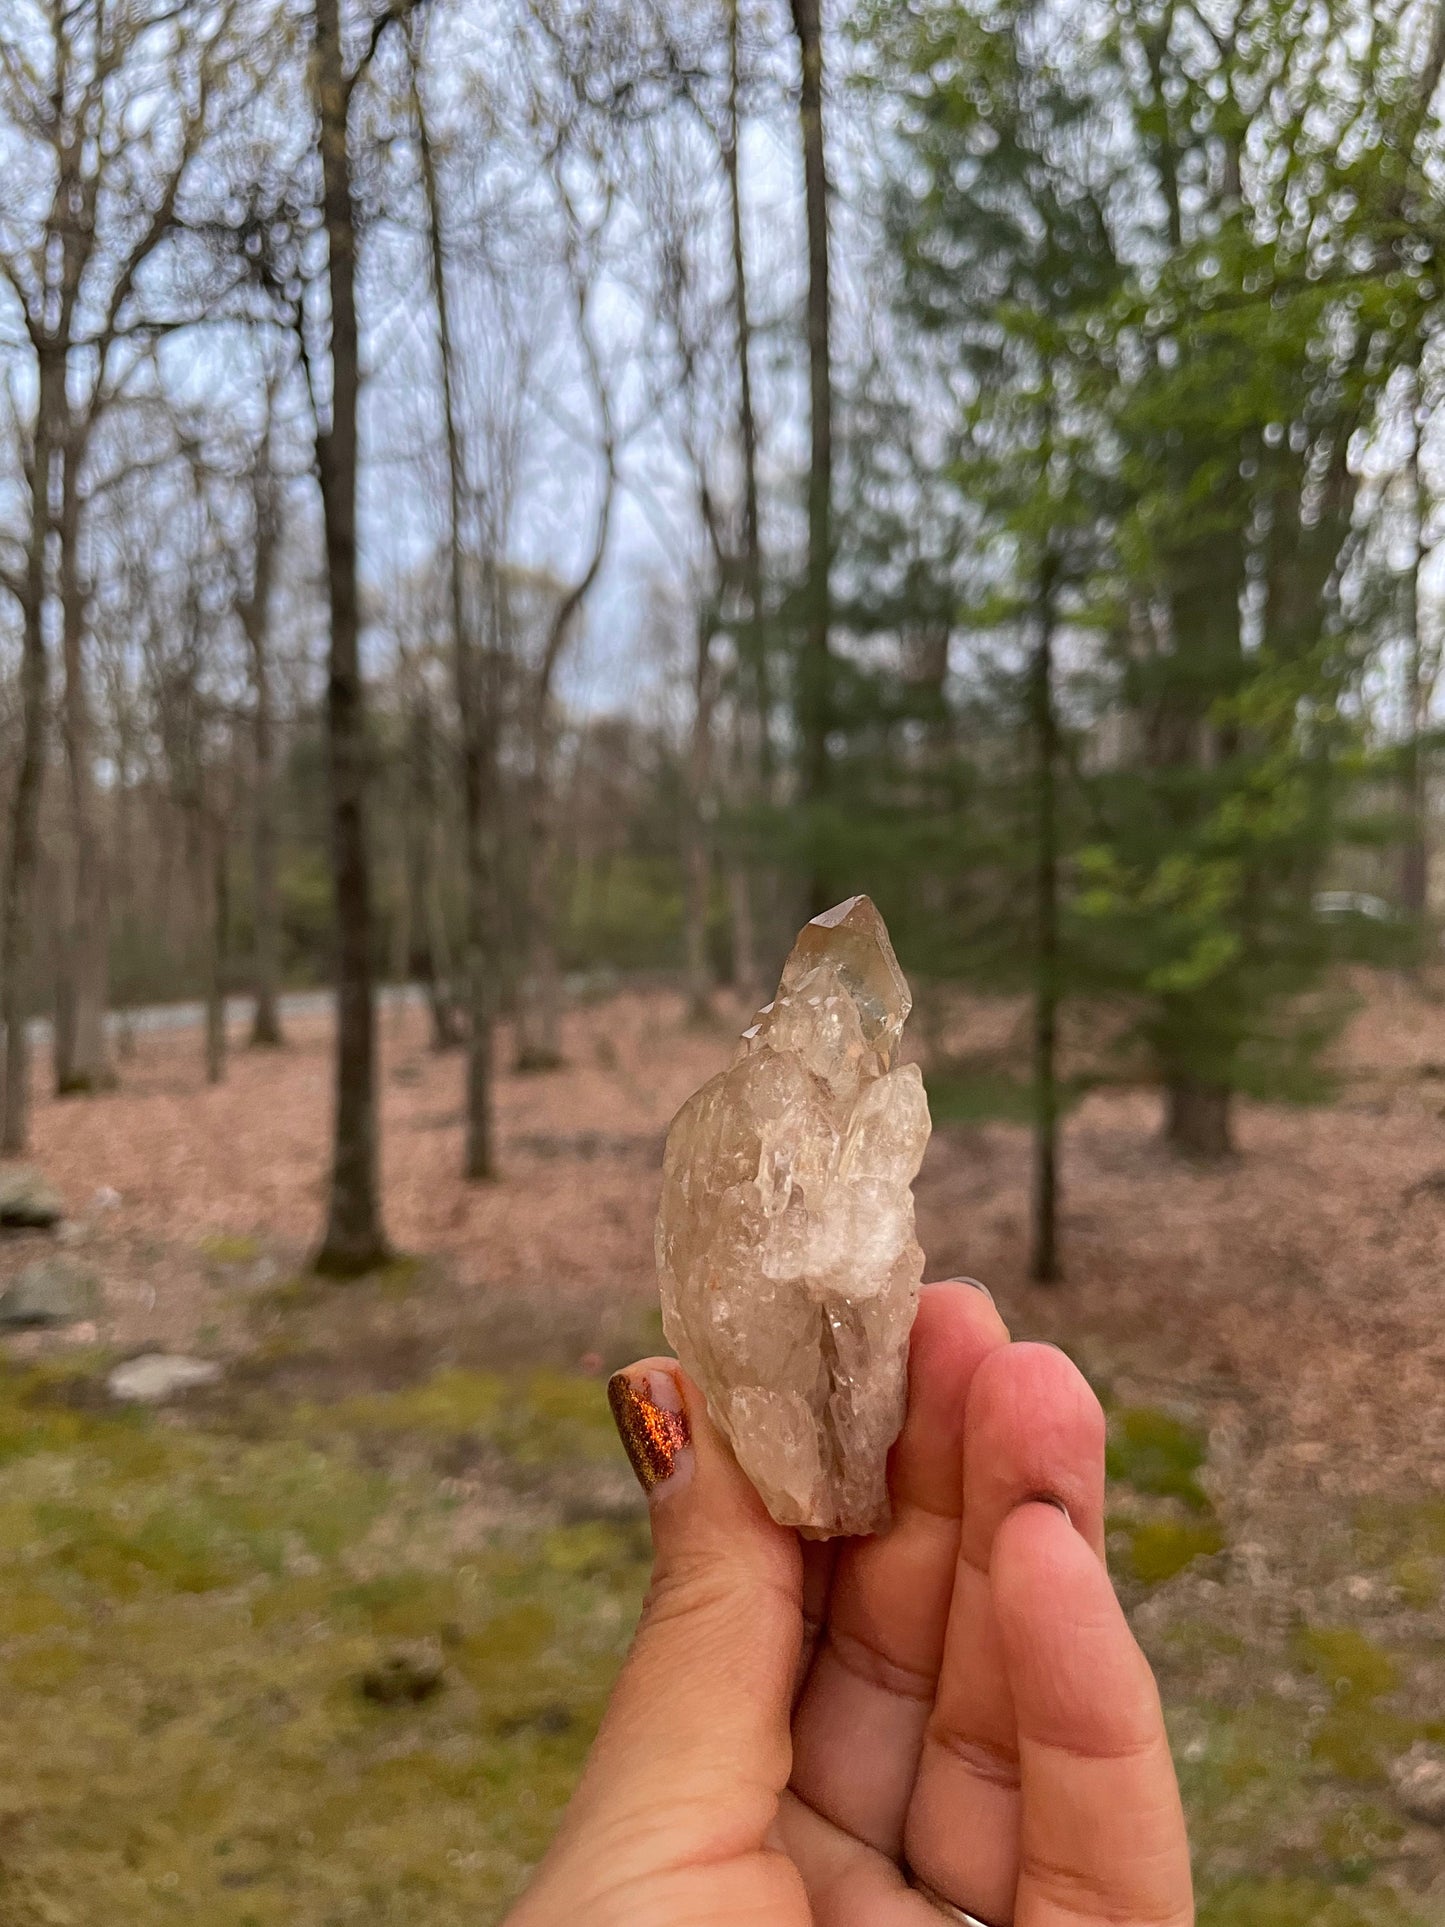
[656,896,932,1537]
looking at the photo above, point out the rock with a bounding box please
[657,895,932,1539]
[360,1646,445,1706]
[0,1168,64,1230]
[90,1186,121,1213]
[0,1258,98,1327]
[1391,1743,1445,1827]
[497,1701,574,1738]
[107,1354,222,1402]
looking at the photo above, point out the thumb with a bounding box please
[528,1360,803,1890]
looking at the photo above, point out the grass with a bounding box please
[0,1360,647,1925]
[1123,1516,1225,1585]
[1106,1405,1213,1512]
[199,1232,265,1267]
[0,1357,1436,1923]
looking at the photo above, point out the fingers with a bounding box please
[904,1343,1107,1926]
[788,1281,1009,1856]
[532,1360,803,1891]
[995,1504,1194,1927]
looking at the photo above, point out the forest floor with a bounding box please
[2,974,1445,1924]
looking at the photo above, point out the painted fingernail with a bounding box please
[608,1368,691,1495]
[944,1276,994,1305]
[1022,1492,1072,1525]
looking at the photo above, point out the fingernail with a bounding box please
[1022,1492,1072,1525]
[944,1276,994,1305]
[608,1367,692,1496]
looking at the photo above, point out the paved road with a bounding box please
[26,984,424,1045]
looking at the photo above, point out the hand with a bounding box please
[504,1281,1193,1927]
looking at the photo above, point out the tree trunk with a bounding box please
[726,0,771,789]
[246,474,284,1047]
[416,80,497,1176]
[406,695,462,1052]
[728,861,757,997]
[205,811,228,1086]
[54,440,113,1096]
[684,616,716,1021]
[312,0,390,1274]
[1400,398,1432,927]
[0,347,58,1153]
[249,667,284,1048]
[1165,1077,1234,1159]
[789,0,833,912]
[1029,563,1061,1284]
[514,741,564,1073]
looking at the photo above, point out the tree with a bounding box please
[788,0,834,909]
[0,0,260,1103]
[413,31,500,1177]
[239,400,287,1048]
[868,0,1122,1274]
[310,0,392,1272]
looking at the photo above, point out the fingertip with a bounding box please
[992,1501,1161,1755]
[917,1276,1010,1345]
[970,1340,1105,1436]
[963,1342,1107,1552]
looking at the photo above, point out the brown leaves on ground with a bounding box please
[6,971,1444,1510]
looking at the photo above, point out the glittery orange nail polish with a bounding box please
[608,1369,691,1495]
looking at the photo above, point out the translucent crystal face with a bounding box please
[656,896,932,1538]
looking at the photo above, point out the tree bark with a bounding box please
[416,76,498,1177]
[0,347,58,1153]
[312,0,390,1273]
[406,693,462,1052]
[1029,560,1062,1283]
[684,614,717,1021]
[243,456,285,1047]
[725,0,771,788]
[1400,383,1432,927]
[1165,1077,1234,1159]
[789,0,833,911]
[205,810,228,1085]
[54,438,114,1096]
[728,861,757,996]
[514,740,565,1072]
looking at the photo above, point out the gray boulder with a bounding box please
[0,1168,64,1230]
[107,1354,222,1403]
[0,1258,98,1327]
[1392,1743,1445,1827]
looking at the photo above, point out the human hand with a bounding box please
[504,1281,1193,1927]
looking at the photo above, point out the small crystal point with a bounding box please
[656,896,931,1538]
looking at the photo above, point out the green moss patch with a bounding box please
[0,1359,646,1924]
[1198,1877,1427,1925]
[1107,1405,1212,1511]
[1294,1626,1399,1706]
[313,1366,618,1469]
[1124,1516,1224,1585]
[199,1232,264,1267]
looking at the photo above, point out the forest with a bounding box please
[4,7,1445,1920]
[2,0,1442,1283]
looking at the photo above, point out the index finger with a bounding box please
[993,1503,1193,1927]
[787,1281,1010,1857]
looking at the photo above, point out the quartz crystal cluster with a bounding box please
[656,896,931,1537]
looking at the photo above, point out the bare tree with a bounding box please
[238,408,286,1047]
[413,36,500,1176]
[788,0,833,909]
[0,0,262,1103]
[309,0,396,1272]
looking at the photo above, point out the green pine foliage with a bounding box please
[846,0,1440,1150]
